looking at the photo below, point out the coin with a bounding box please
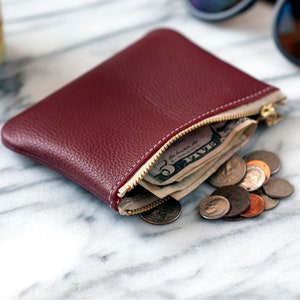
[244,150,281,174]
[208,154,246,187]
[246,160,271,182]
[260,193,280,210]
[223,215,244,221]
[240,193,265,217]
[199,195,231,220]
[212,185,250,217]
[263,177,294,198]
[140,198,181,225]
[238,164,266,192]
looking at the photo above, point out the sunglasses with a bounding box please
[185,0,300,66]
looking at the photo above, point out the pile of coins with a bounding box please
[139,150,294,224]
[199,150,294,221]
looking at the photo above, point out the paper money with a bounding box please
[139,117,257,200]
[143,118,256,186]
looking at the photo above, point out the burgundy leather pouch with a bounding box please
[1,29,285,214]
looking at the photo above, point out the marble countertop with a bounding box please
[1,0,300,299]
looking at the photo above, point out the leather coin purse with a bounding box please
[1,29,286,215]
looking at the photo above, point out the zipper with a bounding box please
[118,91,286,215]
[125,197,170,215]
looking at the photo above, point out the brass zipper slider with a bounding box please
[260,103,283,126]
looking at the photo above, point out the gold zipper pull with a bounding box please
[260,103,283,126]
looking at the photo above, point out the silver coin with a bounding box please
[199,195,231,220]
[238,164,266,192]
[244,150,281,174]
[208,155,246,187]
[260,193,280,210]
[140,198,181,225]
[263,177,294,198]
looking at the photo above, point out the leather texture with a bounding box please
[1,29,278,211]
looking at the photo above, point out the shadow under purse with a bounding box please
[1,29,286,216]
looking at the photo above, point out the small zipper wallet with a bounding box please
[1,29,286,215]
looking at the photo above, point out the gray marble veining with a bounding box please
[0,0,300,299]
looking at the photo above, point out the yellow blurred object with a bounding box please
[0,3,4,64]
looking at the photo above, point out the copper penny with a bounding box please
[208,154,246,187]
[246,160,271,182]
[140,198,181,225]
[238,164,266,192]
[212,185,250,218]
[240,193,265,217]
[199,195,231,220]
[260,193,280,210]
[244,150,281,174]
[263,177,294,198]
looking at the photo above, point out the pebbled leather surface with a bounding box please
[1,29,278,211]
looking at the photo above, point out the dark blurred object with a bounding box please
[273,0,300,65]
[185,0,300,66]
[186,0,256,21]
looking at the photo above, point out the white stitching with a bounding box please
[108,86,274,206]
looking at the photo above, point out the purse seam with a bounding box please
[109,86,275,207]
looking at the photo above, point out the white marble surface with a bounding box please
[0,0,300,299]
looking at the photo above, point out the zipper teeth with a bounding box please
[126,197,170,215]
[126,110,257,193]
